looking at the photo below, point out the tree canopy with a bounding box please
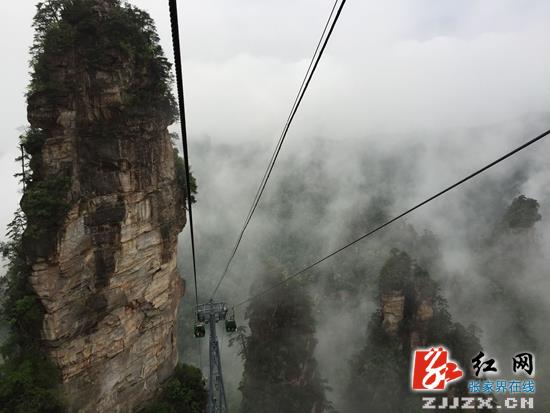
[239,263,331,413]
[140,363,207,413]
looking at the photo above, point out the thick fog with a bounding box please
[177,113,550,409]
[1,1,550,411]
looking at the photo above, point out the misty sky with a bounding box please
[1,0,550,249]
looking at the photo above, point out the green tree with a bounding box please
[141,363,207,413]
[30,0,178,121]
[170,133,198,204]
[0,210,64,413]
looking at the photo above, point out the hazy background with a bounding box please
[2,0,550,241]
[1,0,550,410]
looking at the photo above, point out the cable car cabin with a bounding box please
[225,318,237,333]
[194,323,206,338]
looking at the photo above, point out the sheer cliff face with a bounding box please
[23,2,186,411]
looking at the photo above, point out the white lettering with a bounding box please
[505,398,518,408]
[521,398,534,409]
[422,397,437,409]
[461,397,475,409]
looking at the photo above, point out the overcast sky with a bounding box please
[1,0,550,247]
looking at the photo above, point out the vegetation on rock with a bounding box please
[171,133,198,204]
[0,209,64,413]
[238,262,332,413]
[0,127,66,412]
[141,363,207,413]
[345,249,486,413]
[0,0,198,411]
[31,0,178,121]
[501,195,541,230]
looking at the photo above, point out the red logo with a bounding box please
[412,347,464,390]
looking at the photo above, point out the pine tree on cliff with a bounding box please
[345,249,486,413]
[239,263,331,413]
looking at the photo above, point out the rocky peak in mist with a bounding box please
[379,249,438,347]
[477,194,543,354]
[502,195,542,230]
[12,0,186,411]
[345,249,486,413]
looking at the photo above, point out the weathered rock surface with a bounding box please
[24,3,186,411]
[380,291,405,336]
[379,252,435,348]
[380,289,434,348]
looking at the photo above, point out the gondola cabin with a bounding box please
[225,318,237,333]
[194,323,206,338]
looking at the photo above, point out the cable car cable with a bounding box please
[228,0,340,250]
[169,0,199,307]
[232,128,550,309]
[213,0,340,296]
[211,0,347,298]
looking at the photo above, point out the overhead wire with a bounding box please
[169,0,199,308]
[220,0,339,277]
[211,0,347,298]
[232,128,550,309]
